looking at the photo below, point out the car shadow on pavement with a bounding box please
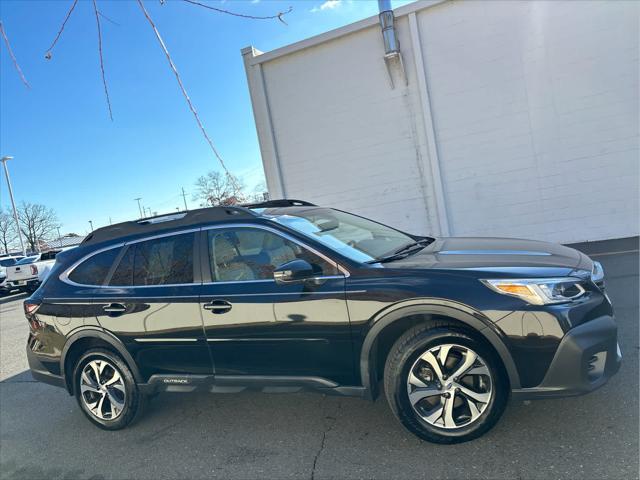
[0,371,34,383]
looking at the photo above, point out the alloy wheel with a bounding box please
[80,359,127,421]
[406,343,493,429]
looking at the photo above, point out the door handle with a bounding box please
[102,303,127,314]
[203,300,232,314]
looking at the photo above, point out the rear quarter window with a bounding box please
[68,248,121,286]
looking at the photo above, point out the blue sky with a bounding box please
[0,0,412,236]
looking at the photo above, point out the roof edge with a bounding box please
[242,0,447,66]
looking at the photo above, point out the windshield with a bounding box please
[266,208,417,262]
[15,256,39,265]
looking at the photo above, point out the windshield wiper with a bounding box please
[366,238,433,264]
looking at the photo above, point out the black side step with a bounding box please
[139,374,366,398]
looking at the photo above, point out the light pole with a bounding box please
[57,227,62,248]
[88,220,94,232]
[134,197,143,218]
[181,187,189,211]
[0,156,26,256]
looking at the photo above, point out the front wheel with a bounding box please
[73,348,146,430]
[384,325,508,444]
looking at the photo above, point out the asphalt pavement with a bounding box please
[1,246,638,480]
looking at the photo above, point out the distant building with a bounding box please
[41,235,85,251]
[243,0,639,244]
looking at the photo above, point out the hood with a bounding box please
[385,237,591,276]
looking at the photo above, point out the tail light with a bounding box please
[24,300,42,331]
[30,265,38,276]
[24,301,41,316]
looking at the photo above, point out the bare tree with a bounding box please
[17,202,61,252]
[194,171,246,207]
[0,21,30,88]
[250,181,269,203]
[44,0,292,181]
[0,208,17,254]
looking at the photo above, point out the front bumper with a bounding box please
[512,315,621,400]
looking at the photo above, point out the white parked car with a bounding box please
[0,255,26,294]
[5,249,72,293]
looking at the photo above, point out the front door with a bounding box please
[94,231,212,381]
[199,225,354,386]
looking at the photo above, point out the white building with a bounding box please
[243,0,639,244]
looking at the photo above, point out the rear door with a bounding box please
[199,225,354,386]
[92,231,212,381]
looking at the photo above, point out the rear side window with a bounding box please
[40,251,60,261]
[109,233,195,286]
[109,247,133,286]
[68,248,121,286]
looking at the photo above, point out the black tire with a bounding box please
[73,348,146,430]
[384,323,508,444]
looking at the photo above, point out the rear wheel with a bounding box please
[384,325,508,444]
[73,348,146,430]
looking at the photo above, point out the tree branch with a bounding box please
[182,0,292,25]
[45,0,79,59]
[98,11,120,27]
[0,21,30,88]
[137,0,238,189]
[92,0,114,121]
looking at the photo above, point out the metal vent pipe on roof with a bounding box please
[378,0,399,55]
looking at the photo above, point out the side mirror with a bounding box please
[273,259,316,284]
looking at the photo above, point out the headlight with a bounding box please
[591,261,604,283]
[481,278,586,305]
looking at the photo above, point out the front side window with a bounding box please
[265,208,417,263]
[109,233,195,286]
[208,228,337,282]
[69,248,122,286]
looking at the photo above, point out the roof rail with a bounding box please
[81,206,257,246]
[242,199,316,209]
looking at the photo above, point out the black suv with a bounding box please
[25,200,621,443]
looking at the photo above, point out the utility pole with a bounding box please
[181,187,189,211]
[146,207,152,217]
[134,198,143,218]
[57,227,62,248]
[0,156,26,256]
[88,220,94,232]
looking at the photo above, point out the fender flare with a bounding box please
[60,327,143,393]
[359,300,521,399]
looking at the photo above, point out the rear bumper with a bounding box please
[8,278,39,291]
[512,315,621,400]
[27,344,65,389]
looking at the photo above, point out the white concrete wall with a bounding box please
[244,0,639,244]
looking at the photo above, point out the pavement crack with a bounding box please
[310,399,340,480]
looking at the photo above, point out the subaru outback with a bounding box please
[25,200,621,443]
